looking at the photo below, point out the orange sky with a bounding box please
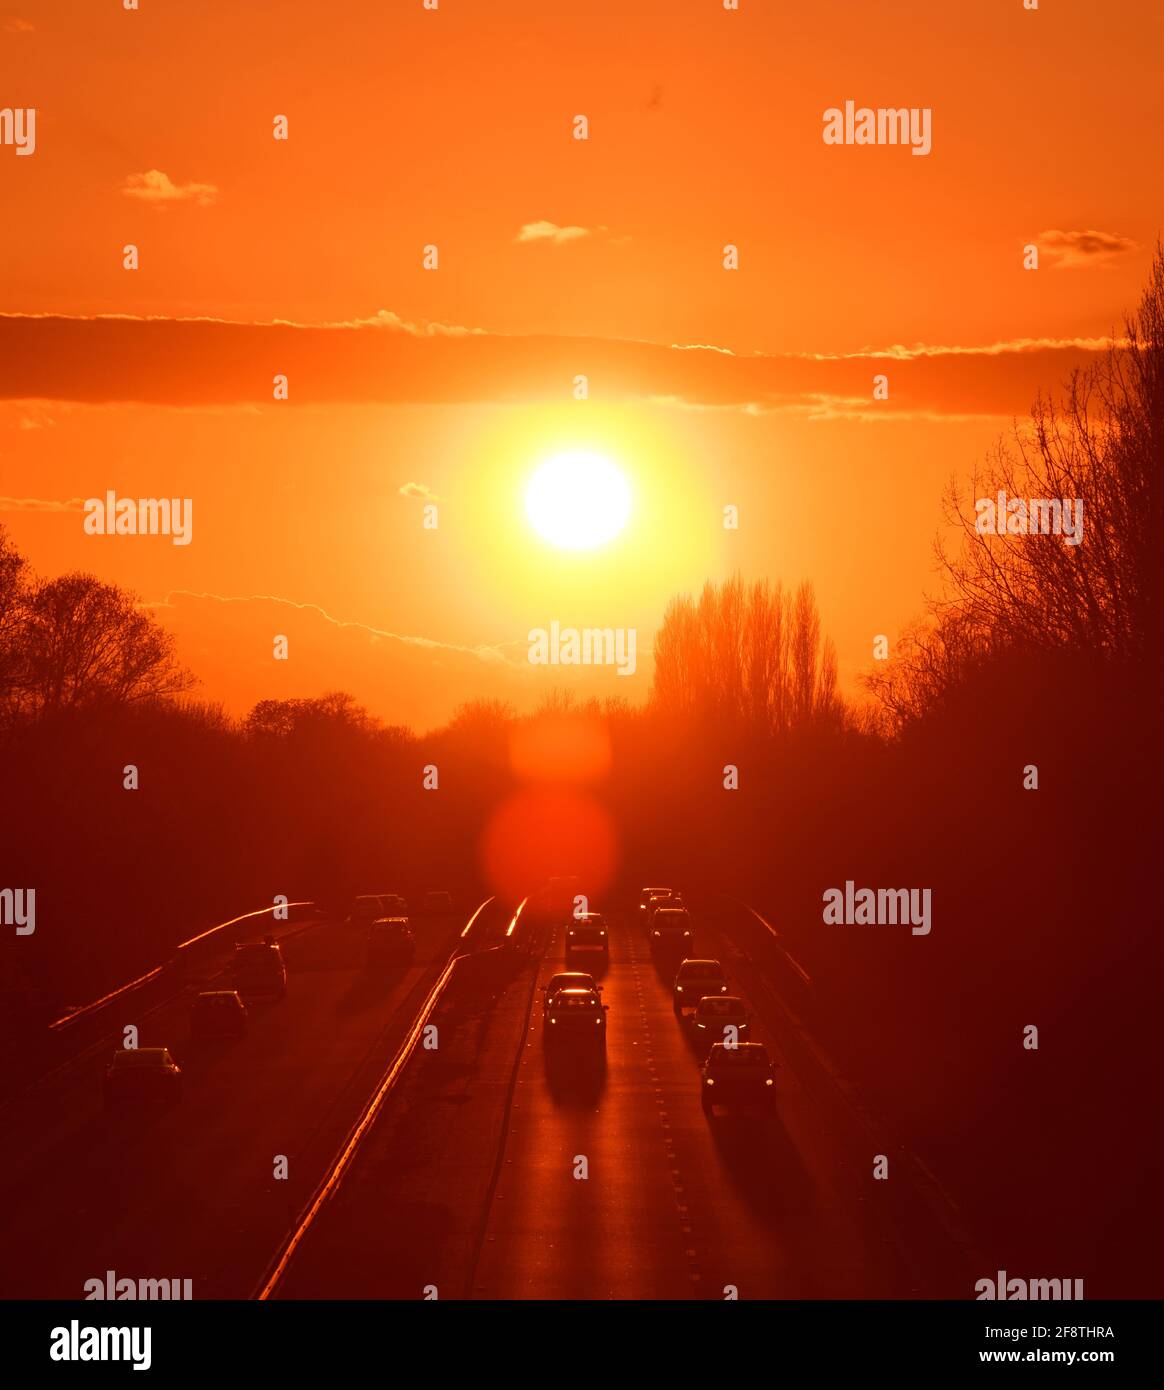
[2,0,1162,728]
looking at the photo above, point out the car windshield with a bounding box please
[655,910,689,924]
[570,926,604,939]
[699,997,742,1015]
[711,1047,770,1068]
[556,993,599,1010]
[680,962,724,979]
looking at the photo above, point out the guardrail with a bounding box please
[49,901,323,1033]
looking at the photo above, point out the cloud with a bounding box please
[0,496,83,513]
[1038,229,1138,269]
[338,309,484,337]
[122,169,218,208]
[144,589,514,665]
[3,17,33,31]
[398,482,440,501]
[516,221,595,245]
[0,311,1118,419]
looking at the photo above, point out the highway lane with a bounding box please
[0,904,481,1299]
[471,906,969,1298]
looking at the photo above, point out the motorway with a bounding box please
[273,902,976,1300]
[0,894,975,1301]
[0,903,490,1300]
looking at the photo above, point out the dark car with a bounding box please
[544,987,608,1049]
[690,993,750,1045]
[541,971,602,1017]
[346,895,384,927]
[104,1048,183,1107]
[367,916,415,965]
[650,906,693,955]
[230,940,287,998]
[377,893,409,915]
[700,1042,777,1116]
[565,913,610,966]
[638,886,674,916]
[673,958,728,1015]
[190,990,248,1041]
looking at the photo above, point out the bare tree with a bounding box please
[937,242,1164,669]
[651,575,840,733]
[11,573,195,719]
[868,243,1164,730]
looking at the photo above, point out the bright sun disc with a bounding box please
[525,451,631,550]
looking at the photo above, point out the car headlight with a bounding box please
[599,930,606,936]
[595,1017,602,1025]
[683,931,691,937]
[653,930,660,937]
[676,986,684,993]
[549,1018,557,1025]
[705,1078,715,1086]
[765,1078,774,1086]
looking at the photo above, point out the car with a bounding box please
[367,916,415,965]
[565,912,610,965]
[673,958,728,1015]
[230,939,287,998]
[650,906,694,955]
[104,1048,183,1107]
[422,890,453,915]
[346,895,384,927]
[690,994,751,1045]
[376,893,409,915]
[544,987,608,1048]
[638,886,673,915]
[700,1042,777,1115]
[541,971,602,1017]
[190,990,248,1041]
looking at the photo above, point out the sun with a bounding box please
[525,451,632,550]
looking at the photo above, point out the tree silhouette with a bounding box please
[651,575,840,733]
[869,243,1164,729]
[8,572,195,720]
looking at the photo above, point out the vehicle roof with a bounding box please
[371,916,410,927]
[654,906,689,917]
[679,959,724,971]
[696,994,744,1008]
[112,1048,170,1064]
[195,990,243,1002]
[707,1042,770,1061]
[557,987,599,999]
[235,941,279,954]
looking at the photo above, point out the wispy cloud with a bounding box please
[144,589,515,666]
[1038,229,1138,269]
[122,169,218,208]
[3,16,34,31]
[398,482,440,502]
[0,496,83,513]
[516,221,598,245]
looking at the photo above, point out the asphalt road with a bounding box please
[272,901,974,1299]
[470,908,970,1298]
[1,894,976,1301]
[0,905,476,1299]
